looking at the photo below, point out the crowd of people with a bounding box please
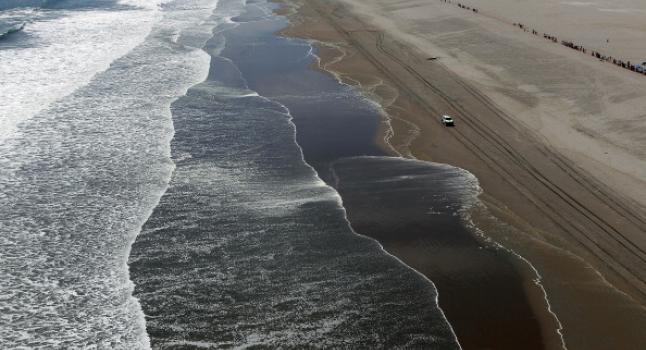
[439,0,646,76]
[532,27,645,75]
[441,0,478,13]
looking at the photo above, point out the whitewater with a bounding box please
[1,0,466,347]
[127,0,461,347]
[0,0,222,347]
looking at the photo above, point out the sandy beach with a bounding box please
[456,0,646,63]
[4,0,645,347]
[278,0,646,348]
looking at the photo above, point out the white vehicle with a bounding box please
[441,115,455,126]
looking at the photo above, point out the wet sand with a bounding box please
[277,0,646,349]
[330,157,554,350]
[249,38,561,347]
[130,3,462,347]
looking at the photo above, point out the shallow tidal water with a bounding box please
[128,0,459,348]
[228,3,550,349]
[0,0,552,348]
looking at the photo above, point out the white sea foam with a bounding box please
[460,206,569,350]
[121,1,463,347]
[0,2,159,142]
[0,0,223,347]
[300,20,567,348]
[290,32,466,349]
[345,43,568,347]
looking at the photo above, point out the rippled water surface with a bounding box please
[0,0,220,347]
[129,0,460,348]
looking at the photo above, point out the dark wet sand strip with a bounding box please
[275,0,646,349]
[130,1,461,347]
[331,157,547,350]
[234,9,556,347]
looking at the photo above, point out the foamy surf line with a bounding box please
[0,0,221,347]
[314,30,568,350]
[0,0,165,142]
[127,0,461,347]
[0,21,25,39]
[364,46,570,350]
[279,3,569,349]
[302,33,469,348]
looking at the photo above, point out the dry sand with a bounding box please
[278,0,646,349]
[457,0,646,63]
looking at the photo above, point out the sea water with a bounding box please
[0,0,221,347]
[2,0,467,347]
[129,0,461,347]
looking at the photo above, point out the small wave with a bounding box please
[0,0,64,11]
[0,1,41,11]
[0,0,220,347]
[0,0,150,12]
[0,22,26,40]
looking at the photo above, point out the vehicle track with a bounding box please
[445,61,646,229]
[371,32,646,293]
[313,2,646,298]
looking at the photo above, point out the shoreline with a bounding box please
[276,1,562,349]
[276,0,646,349]
[304,26,567,350]
[131,2,464,346]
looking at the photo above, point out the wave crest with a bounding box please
[0,22,25,40]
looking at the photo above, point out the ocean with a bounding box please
[1,0,462,347]
[1,0,218,347]
[1,0,576,347]
[128,0,461,347]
